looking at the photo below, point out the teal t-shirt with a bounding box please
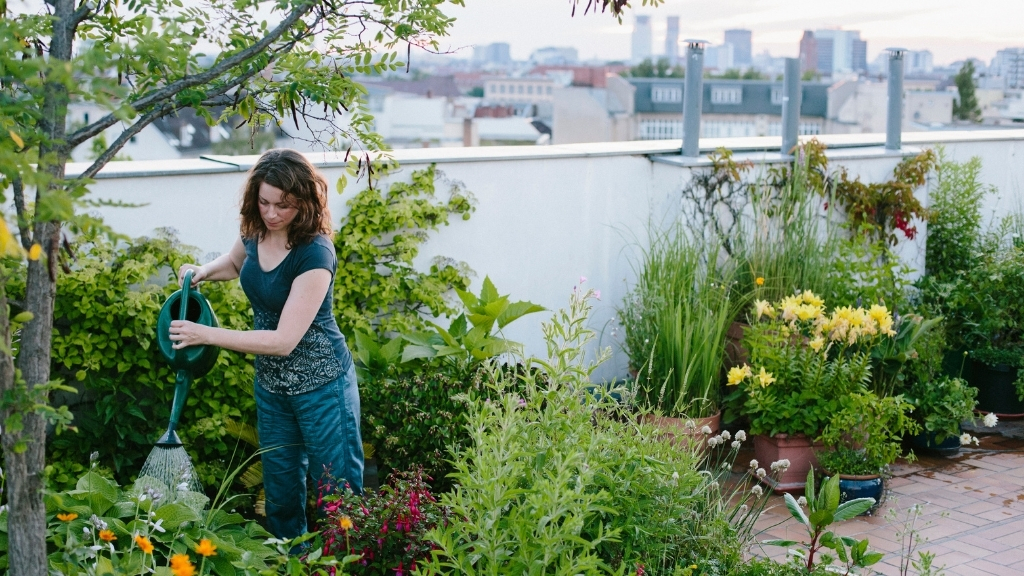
[239,234,352,395]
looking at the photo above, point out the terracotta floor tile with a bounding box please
[970,559,1024,576]
[943,539,995,559]
[957,534,1013,553]
[982,547,1024,566]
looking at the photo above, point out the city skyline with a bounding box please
[434,0,1022,67]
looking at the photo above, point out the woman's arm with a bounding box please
[168,268,333,356]
[178,237,247,286]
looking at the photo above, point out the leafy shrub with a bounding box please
[333,164,474,340]
[39,231,257,491]
[924,151,992,281]
[0,466,348,575]
[422,287,770,574]
[317,469,448,575]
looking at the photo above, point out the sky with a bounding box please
[431,0,1024,66]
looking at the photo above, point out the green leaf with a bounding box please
[783,492,809,527]
[152,502,199,531]
[379,336,403,364]
[496,301,545,328]
[455,287,479,310]
[834,497,875,521]
[448,314,468,338]
[762,539,798,547]
[401,344,436,363]
[860,552,885,566]
[479,276,499,304]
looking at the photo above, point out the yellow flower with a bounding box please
[99,529,117,542]
[754,299,775,320]
[56,512,78,522]
[800,290,824,308]
[170,554,196,576]
[28,243,42,261]
[755,277,765,286]
[134,534,154,554]
[756,368,776,388]
[339,515,354,531]
[809,336,825,352]
[195,538,217,557]
[726,365,748,386]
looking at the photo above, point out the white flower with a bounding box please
[684,420,696,431]
[731,440,741,449]
[751,485,763,496]
[701,425,713,435]
[749,459,758,469]
[756,468,767,478]
[984,413,999,427]
[771,459,791,471]
[960,433,973,446]
[593,290,601,300]
[735,430,747,442]
[707,436,721,447]
[149,518,166,533]
[739,504,749,514]
[177,482,189,492]
[797,496,808,507]
[708,481,719,490]
[672,471,680,481]
[721,430,731,441]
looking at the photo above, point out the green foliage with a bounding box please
[625,57,684,78]
[32,232,257,491]
[0,467,350,575]
[869,314,942,398]
[925,152,992,280]
[333,164,475,340]
[764,470,882,574]
[953,61,981,122]
[423,287,768,575]
[906,376,977,443]
[817,391,919,474]
[823,234,913,310]
[621,226,734,418]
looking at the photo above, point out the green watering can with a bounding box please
[154,269,220,447]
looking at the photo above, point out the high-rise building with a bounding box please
[905,50,934,75]
[473,43,512,65]
[724,29,752,67]
[705,44,735,71]
[813,29,865,75]
[991,48,1024,89]
[530,47,579,66]
[665,16,680,66]
[799,31,817,73]
[631,15,653,64]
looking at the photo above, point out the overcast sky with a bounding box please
[432,0,1023,66]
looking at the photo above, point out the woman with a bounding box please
[169,148,363,540]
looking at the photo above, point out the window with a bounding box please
[651,86,683,103]
[527,85,534,95]
[499,84,506,94]
[710,86,742,104]
[638,119,682,140]
[517,84,524,94]
[546,86,552,95]
[771,87,785,105]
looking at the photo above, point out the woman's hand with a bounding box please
[169,320,209,349]
[177,264,206,287]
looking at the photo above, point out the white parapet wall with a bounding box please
[68,130,1024,380]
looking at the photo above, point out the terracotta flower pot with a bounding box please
[752,433,823,494]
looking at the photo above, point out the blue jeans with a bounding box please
[255,362,364,540]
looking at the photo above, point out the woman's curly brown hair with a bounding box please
[239,149,333,248]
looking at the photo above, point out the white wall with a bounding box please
[68,130,1024,380]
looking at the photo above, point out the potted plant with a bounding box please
[724,291,898,492]
[905,376,979,456]
[620,225,735,432]
[816,391,920,510]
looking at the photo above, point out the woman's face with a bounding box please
[258,181,299,233]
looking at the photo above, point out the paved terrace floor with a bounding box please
[749,421,1024,576]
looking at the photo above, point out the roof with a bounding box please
[361,76,461,99]
[629,78,830,117]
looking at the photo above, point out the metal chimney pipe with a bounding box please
[781,57,802,155]
[886,48,906,151]
[682,39,707,157]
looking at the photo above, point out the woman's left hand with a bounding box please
[170,320,208,349]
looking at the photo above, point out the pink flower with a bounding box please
[580,276,587,284]
[593,290,601,300]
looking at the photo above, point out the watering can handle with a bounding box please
[180,269,193,322]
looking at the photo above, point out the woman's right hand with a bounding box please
[177,264,207,287]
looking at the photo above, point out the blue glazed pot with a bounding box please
[838,475,883,514]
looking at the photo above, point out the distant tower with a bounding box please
[724,29,752,66]
[799,30,817,73]
[665,16,680,65]
[631,15,653,64]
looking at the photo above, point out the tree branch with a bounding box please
[75,102,180,180]
[65,0,320,149]
[12,175,32,249]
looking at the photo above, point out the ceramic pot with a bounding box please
[969,359,1024,419]
[837,474,883,514]
[752,433,823,493]
[363,458,380,492]
[911,430,961,457]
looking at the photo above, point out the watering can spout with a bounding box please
[155,429,183,447]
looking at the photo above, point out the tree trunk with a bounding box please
[1,0,75,573]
